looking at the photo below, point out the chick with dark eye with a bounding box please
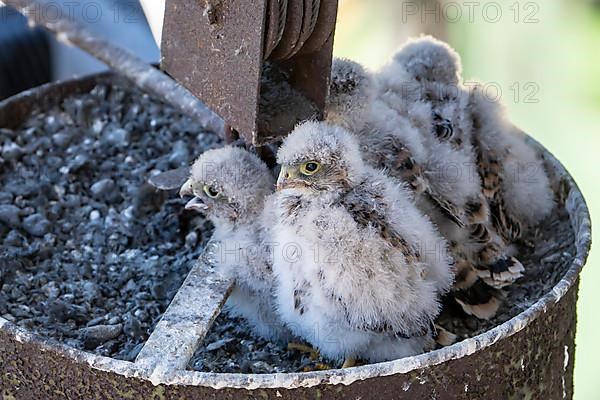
[326,41,536,321]
[179,146,292,344]
[270,121,454,365]
[277,161,323,191]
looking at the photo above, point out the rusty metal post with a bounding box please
[161,0,339,145]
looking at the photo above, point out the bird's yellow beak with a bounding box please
[179,178,210,213]
[277,166,300,191]
[185,197,209,212]
[179,178,193,198]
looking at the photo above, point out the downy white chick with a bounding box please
[385,36,554,315]
[180,146,291,343]
[270,121,454,363]
[328,57,487,227]
[327,48,522,319]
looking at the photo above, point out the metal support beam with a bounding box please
[135,253,233,383]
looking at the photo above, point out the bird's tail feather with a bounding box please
[452,279,503,320]
[476,256,525,289]
[434,325,458,347]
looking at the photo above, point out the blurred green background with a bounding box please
[333,0,599,398]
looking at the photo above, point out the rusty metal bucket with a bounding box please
[0,72,591,400]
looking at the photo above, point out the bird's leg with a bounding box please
[287,342,320,360]
[342,357,356,368]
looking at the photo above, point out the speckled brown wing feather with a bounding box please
[473,139,522,247]
[422,187,466,228]
[366,135,425,193]
[473,137,504,199]
[452,280,502,320]
[476,243,524,289]
[339,187,421,264]
[371,135,465,228]
[489,194,522,243]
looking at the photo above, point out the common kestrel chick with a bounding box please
[327,47,528,319]
[270,121,454,363]
[389,37,554,296]
[180,146,290,342]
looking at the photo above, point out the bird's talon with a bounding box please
[303,363,331,372]
[288,342,320,360]
[342,357,357,368]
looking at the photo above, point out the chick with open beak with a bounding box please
[179,146,274,225]
[178,146,292,343]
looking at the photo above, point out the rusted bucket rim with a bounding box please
[0,76,591,391]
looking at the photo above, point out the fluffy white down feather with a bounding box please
[325,37,551,305]
[387,36,554,228]
[328,59,486,252]
[392,35,463,85]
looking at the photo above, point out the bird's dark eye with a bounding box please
[300,161,321,176]
[203,184,220,198]
[305,163,318,172]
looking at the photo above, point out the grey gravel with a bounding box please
[51,132,72,148]
[205,338,234,352]
[80,324,123,349]
[1,141,23,160]
[0,205,21,228]
[102,127,130,148]
[22,213,51,237]
[168,140,190,167]
[90,178,116,198]
[0,81,220,361]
